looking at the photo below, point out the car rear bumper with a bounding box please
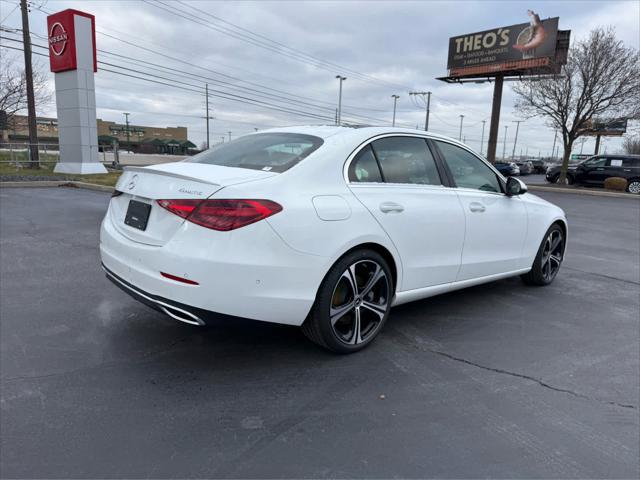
[100,208,329,326]
[102,263,248,326]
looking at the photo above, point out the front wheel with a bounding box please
[521,224,565,286]
[302,249,393,353]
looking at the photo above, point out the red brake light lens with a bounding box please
[157,199,201,219]
[156,199,282,231]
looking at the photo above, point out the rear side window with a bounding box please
[370,137,441,185]
[348,145,383,182]
[622,157,639,167]
[435,141,501,193]
[187,133,323,173]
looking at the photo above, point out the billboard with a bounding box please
[447,11,559,76]
[583,118,628,137]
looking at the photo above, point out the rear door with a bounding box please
[432,140,528,281]
[622,157,640,179]
[347,135,465,291]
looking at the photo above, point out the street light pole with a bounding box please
[511,120,523,160]
[502,125,509,160]
[123,112,131,153]
[391,95,400,127]
[228,131,232,142]
[551,129,558,160]
[458,115,464,141]
[480,120,486,156]
[335,75,346,125]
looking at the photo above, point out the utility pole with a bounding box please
[123,112,131,153]
[20,0,39,168]
[502,125,509,160]
[391,95,400,127]
[458,115,464,141]
[511,120,523,160]
[409,91,431,131]
[335,75,346,125]
[480,120,486,156]
[203,83,213,149]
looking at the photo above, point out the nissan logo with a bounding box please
[127,174,138,190]
[48,22,68,57]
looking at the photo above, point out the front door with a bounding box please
[432,140,528,281]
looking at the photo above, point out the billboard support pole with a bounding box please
[486,74,503,164]
[594,135,601,155]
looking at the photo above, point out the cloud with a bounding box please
[2,0,637,155]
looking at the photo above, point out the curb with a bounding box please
[528,184,638,199]
[0,180,114,193]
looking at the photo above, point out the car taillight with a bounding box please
[156,199,282,231]
[157,199,201,219]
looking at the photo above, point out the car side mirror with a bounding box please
[506,177,528,196]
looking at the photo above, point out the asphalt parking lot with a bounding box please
[1,187,638,478]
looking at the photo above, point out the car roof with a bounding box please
[252,125,466,147]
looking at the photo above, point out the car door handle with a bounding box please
[379,202,404,213]
[469,202,486,213]
[624,169,631,172]
[596,167,605,171]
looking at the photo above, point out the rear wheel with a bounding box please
[302,249,392,353]
[521,224,565,286]
[627,179,640,194]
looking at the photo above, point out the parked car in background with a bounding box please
[495,162,520,176]
[574,155,640,192]
[531,159,548,174]
[516,161,533,175]
[546,155,640,192]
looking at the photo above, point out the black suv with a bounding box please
[546,155,640,193]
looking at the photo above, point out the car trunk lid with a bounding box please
[109,163,277,246]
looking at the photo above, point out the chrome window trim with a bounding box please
[430,137,508,196]
[342,133,447,187]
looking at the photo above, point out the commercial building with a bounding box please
[0,113,198,155]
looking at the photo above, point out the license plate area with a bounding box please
[125,200,151,231]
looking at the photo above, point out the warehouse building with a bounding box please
[0,113,198,155]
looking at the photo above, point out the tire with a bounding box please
[521,224,565,286]
[627,179,640,194]
[301,249,393,353]
[549,173,560,184]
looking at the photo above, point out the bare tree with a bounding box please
[623,136,640,155]
[513,28,640,182]
[0,50,52,123]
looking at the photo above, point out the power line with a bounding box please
[165,0,410,89]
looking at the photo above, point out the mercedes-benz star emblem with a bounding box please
[127,174,138,190]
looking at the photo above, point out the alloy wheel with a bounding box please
[628,181,640,194]
[541,229,564,282]
[329,260,390,345]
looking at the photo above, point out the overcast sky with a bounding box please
[1,0,638,156]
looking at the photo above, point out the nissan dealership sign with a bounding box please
[446,11,559,76]
[47,9,97,73]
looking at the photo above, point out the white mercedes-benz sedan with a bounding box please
[100,126,567,353]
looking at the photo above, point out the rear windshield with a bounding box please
[186,133,324,173]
